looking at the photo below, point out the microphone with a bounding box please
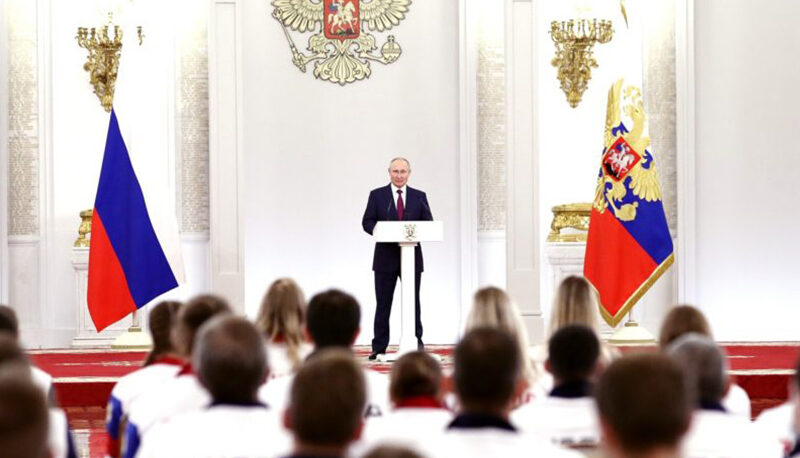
[418,196,432,220]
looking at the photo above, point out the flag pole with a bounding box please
[608,309,655,345]
[111,310,153,350]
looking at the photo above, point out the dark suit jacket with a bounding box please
[362,184,433,273]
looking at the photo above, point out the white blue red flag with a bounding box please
[584,78,674,327]
[87,110,184,331]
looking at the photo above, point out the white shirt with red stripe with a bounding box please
[137,403,291,458]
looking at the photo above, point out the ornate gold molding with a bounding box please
[550,19,613,108]
[74,209,93,247]
[547,202,591,242]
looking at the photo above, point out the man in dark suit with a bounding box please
[362,158,433,360]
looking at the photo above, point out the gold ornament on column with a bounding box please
[74,209,93,247]
[550,19,613,108]
[76,12,144,112]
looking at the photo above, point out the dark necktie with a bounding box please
[396,189,404,220]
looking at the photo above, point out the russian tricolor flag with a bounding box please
[87,110,184,331]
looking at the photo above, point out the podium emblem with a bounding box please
[324,0,360,40]
[403,223,417,242]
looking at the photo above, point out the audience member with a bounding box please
[0,335,76,458]
[138,316,290,457]
[0,366,50,458]
[259,289,390,418]
[533,276,616,396]
[356,351,452,454]
[659,305,751,418]
[666,333,782,457]
[595,353,691,458]
[465,287,534,387]
[512,325,601,449]
[755,355,800,452]
[123,294,231,458]
[105,300,183,457]
[431,327,580,458]
[284,348,366,458]
[0,304,54,401]
[255,278,312,377]
[362,444,424,458]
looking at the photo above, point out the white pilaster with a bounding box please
[0,0,9,304]
[208,0,245,313]
[505,0,544,344]
[675,0,696,304]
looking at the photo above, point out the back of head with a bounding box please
[172,294,232,358]
[193,315,267,404]
[595,353,690,455]
[658,305,712,349]
[306,289,360,349]
[548,324,600,383]
[0,367,49,458]
[289,348,366,448]
[550,276,598,335]
[454,327,520,413]
[390,351,442,403]
[665,333,727,405]
[364,445,424,458]
[0,305,19,339]
[0,334,29,369]
[145,300,183,366]
[255,278,306,365]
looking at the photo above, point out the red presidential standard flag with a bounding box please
[584,78,674,327]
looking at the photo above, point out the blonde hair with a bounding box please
[549,276,600,336]
[255,278,307,370]
[465,286,534,383]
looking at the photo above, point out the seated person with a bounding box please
[259,289,390,419]
[138,316,290,457]
[105,300,183,457]
[255,278,312,378]
[123,294,231,458]
[0,304,54,401]
[430,327,581,458]
[595,353,691,458]
[659,304,751,418]
[0,335,76,458]
[284,348,366,458]
[356,351,452,453]
[0,365,51,458]
[756,356,800,452]
[512,324,601,449]
[666,334,783,457]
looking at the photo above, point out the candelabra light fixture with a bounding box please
[76,13,144,112]
[550,19,613,108]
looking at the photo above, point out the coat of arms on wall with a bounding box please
[271,0,411,86]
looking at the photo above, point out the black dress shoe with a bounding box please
[368,352,381,361]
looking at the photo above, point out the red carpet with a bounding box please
[29,343,798,458]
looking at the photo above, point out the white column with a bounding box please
[0,0,9,304]
[208,0,245,313]
[505,0,544,344]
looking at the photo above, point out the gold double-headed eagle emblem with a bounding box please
[271,0,411,86]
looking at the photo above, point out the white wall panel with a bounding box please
[694,0,800,341]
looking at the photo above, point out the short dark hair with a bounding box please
[306,289,360,348]
[666,333,727,405]
[0,366,50,458]
[0,334,28,369]
[172,294,232,357]
[454,327,520,412]
[595,354,691,454]
[390,351,442,402]
[193,316,267,404]
[0,305,19,338]
[289,348,366,447]
[548,325,600,383]
[144,301,183,366]
[364,444,424,458]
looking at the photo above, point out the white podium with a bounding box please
[373,221,443,361]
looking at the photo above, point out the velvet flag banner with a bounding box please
[584,78,674,327]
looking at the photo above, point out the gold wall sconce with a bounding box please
[76,13,144,112]
[550,19,613,108]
